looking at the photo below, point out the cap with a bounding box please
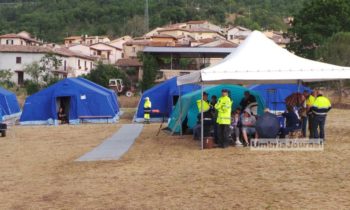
[145,97,150,100]
[203,92,209,96]
[222,89,228,93]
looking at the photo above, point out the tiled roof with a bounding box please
[151,34,177,39]
[0,33,41,43]
[0,45,95,60]
[53,47,95,60]
[0,45,51,53]
[158,27,218,34]
[89,42,122,50]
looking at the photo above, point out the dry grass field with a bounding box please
[0,109,349,209]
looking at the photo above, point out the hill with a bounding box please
[0,0,306,42]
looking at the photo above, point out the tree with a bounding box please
[24,61,41,83]
[0,69,14,88]
[39,53,62,84]
[317,32,350,102]
[288,0,350,59]
[83,62,128,88]
[140,53,159,91]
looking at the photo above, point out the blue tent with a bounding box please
[249,84,311,112]
[168,84,265,133]
[20,78,119,125]
[0,86,21,120]
[134,77,200,122]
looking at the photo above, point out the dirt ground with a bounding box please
[0,110,350,209]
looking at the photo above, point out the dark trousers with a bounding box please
[308,114,314,138]
[218,124,230,148]
[301,116,307,137]
[312,115,327,140]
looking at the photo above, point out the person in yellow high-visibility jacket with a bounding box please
[144,97,152,124]
[193,92,212,139]
[196,92,210,113]
[311,90,331,141]
[215,89,232,148]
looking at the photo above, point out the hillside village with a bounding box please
[0,20,289,87]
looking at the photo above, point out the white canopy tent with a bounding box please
[176,30,350,150]
[177,30,350,85]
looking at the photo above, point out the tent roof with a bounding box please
[0,86,14,96]
[177,30,350,85]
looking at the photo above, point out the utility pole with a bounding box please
[144,0,149,32]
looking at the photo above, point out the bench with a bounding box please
[78,115,113,124]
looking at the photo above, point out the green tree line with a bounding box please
[0,0,305,42]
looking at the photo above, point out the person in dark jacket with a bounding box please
[240,91,256,111]
[280,106,301,138]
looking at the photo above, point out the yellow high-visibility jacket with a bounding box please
[311,96,331,116]
[144,100,152,119]
[196,99,210,113]
[306,95,315,107]
[215,96,232,125]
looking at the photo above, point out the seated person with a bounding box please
[279,105,301,138]
[255,108,280,139]
[241,108,258,146]
[230,108,242,146]
[57,107,68,124]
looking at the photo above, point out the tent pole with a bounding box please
[297,80,301,93]
[200,82,204,150]
[178,85,182,136]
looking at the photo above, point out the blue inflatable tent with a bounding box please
[134,77,200,122]
[249,84,311,113]
[20,78,119,125]
[0,86,21,120]
[168,84,265,133]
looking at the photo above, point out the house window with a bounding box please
[84,61,87,70]
[78,59,81,69]
[21,41,23,45]
[132,47,136,53]
[122,53,124,58]
[97,50,101,56]
[17,72,24,85]
[16,57,22,64]
[230,35,233,40]
[90,61,93,69]
[11,40,14,45]
[6,40,9,45]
